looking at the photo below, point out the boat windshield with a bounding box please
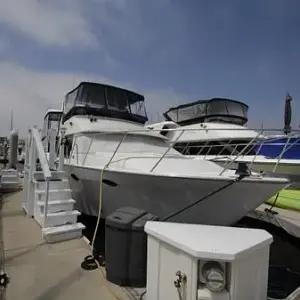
[164,98,248,126]
[43,111,63,137]
[63,82,148,124]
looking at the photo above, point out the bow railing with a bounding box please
[67,126,300,177]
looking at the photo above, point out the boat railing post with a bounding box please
[106,132,128,168]
[249,136,264,170]
[27,128,37,217]
[219,130,263,176]
[275,132,297,158]
[150,130,185,173]
[231,142,240,157]
[43,178,50,228]
[82,137,94,166]
[197,140,208,156]
[68,136,78,164]
[59,127,66,171]
[48,128,56,169]
[206,145,213,158]
[75,143,79,165]
[183,141,190,155]
[216,140,229,157]
[272,133,292,172]
[24,130,32,214]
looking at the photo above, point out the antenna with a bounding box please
[10,110,13,131]
[284,92,292,135]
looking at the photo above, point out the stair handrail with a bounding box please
[31,127,51,179]
[31,126,51,229]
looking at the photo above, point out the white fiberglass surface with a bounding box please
[66,132,289,182]
[73,133,181,159]
[193,154,300,165]
[165,122,262,143]
[67,132,232,176]
[63,115,161,138]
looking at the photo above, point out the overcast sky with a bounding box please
[0,0,299,136]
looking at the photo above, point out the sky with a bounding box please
[0,0,300,136]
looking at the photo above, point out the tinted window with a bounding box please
[84,84,106,108]
[106,86,129,112]
[174,140,257,156]
[48,113,62,121]
[128,93,147,117]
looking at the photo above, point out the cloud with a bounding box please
[0,0,97,48]
[0,61,189,136]
[0,38,9,55]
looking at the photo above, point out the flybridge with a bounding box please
[164,98,249,126]
[62,82,148,125]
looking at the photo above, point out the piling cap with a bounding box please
[9,128,19,136]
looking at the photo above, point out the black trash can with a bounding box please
[105,207,146,286]
[128,213,159,287]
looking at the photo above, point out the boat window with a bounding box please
[48,112,62,122]
[64,89,78,112]
[43,112,62,139]
[160,125,170,136]
[64,136,74,159]
[106,86,129,112]
[164,98,248,126]
[128,93,147,117]
[174,140,257,156]
[81,84,106,108]
[228,100,247,117]
[48,113,62,130]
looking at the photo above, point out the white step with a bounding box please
[1,173,18,178]
[0,169,18,176]
[33,179,69,190]
[42,223,86,243]
[34,170,65,181]
[1,177,19,183]
[38,210,81,227]
[0,181,22,191]
[37,199,75,214]
[35,188,72,201]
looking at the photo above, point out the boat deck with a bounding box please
[1,191,138,300]
[249,203,300,239]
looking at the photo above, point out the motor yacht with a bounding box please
[52,83,289,225]
[147,98,300,182]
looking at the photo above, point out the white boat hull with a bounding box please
[64,164,287,225]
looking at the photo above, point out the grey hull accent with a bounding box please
[64,165,286,225]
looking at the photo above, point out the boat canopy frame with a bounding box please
[164,98,249,126]
[43,110,63,139]
[62,82,148,124]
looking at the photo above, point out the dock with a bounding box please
[2,190,300,299]
[249,203,300,239]
[1,191,139,300]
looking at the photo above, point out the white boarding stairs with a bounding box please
[0,169,22,192]
[33,170,85,243]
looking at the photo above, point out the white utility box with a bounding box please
[145,222,273,300]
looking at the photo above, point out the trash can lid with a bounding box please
[132,213,159,231]
[106,207,146,230]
